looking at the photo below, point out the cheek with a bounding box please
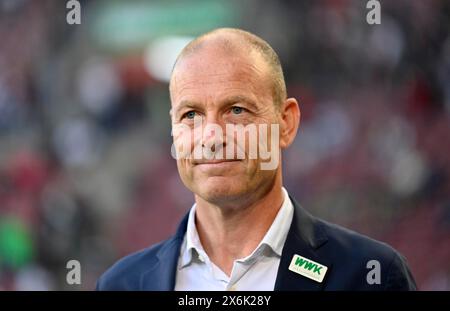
[176,160,195,187]
[228,123,278,160]
[173,128,196,159]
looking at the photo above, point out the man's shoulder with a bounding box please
[96,239,169,291]
[290,197,400,264]
[312,217,416,290]
[96,212,189,290]
[318,218,397,260]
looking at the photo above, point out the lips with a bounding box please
[193,159,241,165]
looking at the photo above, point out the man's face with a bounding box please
[170,45,281,206]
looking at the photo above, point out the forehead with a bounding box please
[170,46,272,105]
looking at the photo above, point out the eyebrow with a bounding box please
[221,95,258,111]
[173,100,202,117]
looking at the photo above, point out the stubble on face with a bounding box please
[170,40,281,208]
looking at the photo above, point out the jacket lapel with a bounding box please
[141,212,189,290]
[274,196,331,291]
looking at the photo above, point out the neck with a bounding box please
[193,173,284,276]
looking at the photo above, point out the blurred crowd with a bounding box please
[0,0,449,290]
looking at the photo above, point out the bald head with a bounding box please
[170,28,287,107]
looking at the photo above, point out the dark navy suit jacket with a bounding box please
[96,196,417,291]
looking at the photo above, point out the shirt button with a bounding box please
[198,254,205,262]
[228,285,237,291]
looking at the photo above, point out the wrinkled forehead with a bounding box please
[169,46,271,104]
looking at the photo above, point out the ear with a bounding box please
[279,98,300,149]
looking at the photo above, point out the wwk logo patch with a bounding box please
[288,254,328,283]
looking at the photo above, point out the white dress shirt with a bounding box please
[174,187,294,291]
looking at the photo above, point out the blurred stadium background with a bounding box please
[0,0,449,290]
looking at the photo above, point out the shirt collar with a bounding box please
[179,187,294,269]
[258,187,294,257]
[180,205,206,268]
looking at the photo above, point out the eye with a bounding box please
[231,106,244,115]
[183,111,196,120]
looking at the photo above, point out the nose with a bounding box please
[201,115,226,155]
[202,124,225,152]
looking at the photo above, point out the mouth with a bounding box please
[193,159,241,165]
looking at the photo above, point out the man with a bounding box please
[96,28,416,291]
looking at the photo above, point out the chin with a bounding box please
[196,178,247,205]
